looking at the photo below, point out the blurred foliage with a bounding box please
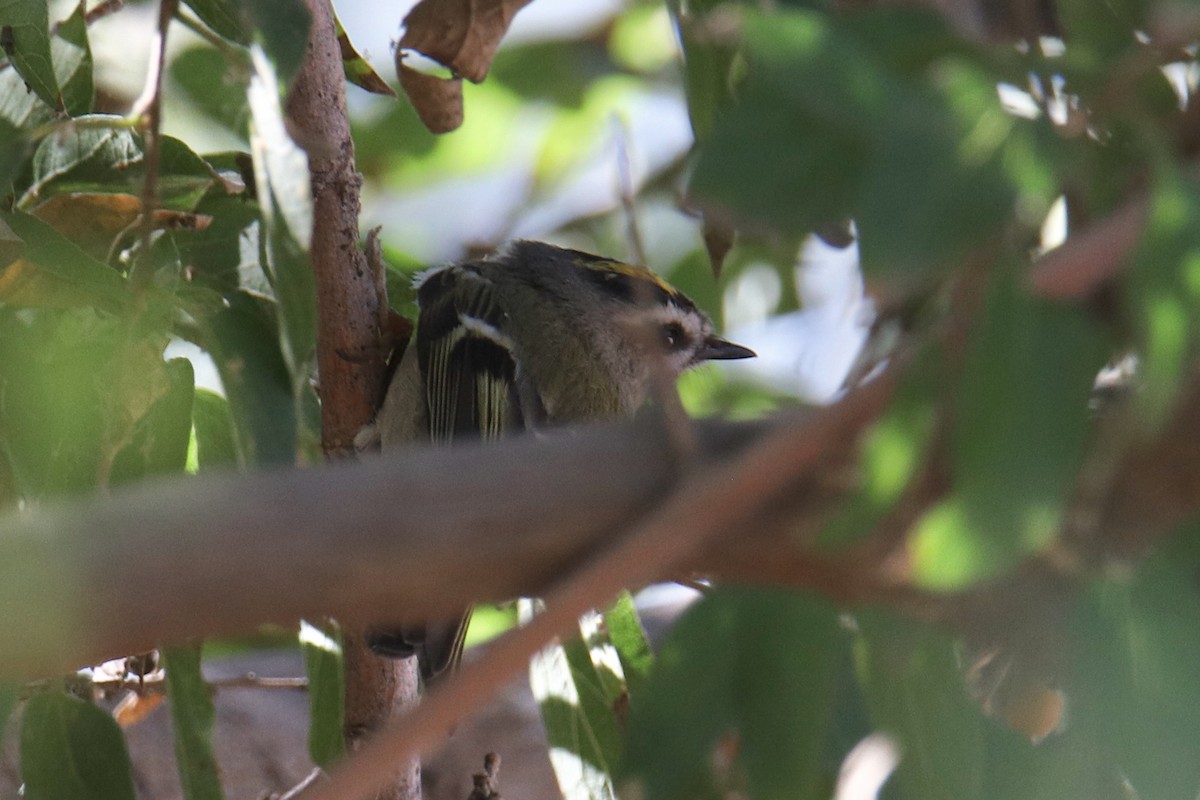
[2,0,1200,798]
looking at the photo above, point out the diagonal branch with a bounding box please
[302,352,901,800]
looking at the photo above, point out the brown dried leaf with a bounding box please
[396,59,464,134]
[399,0,533,83]
[701,213,736,279]
[32,194,213,262]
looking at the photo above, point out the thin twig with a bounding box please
[612,115,646,268]
[274,768,329,800]
[208,674,309,690]
[83,0,126,26]
[128,0,180,293]
[301,368,899,800]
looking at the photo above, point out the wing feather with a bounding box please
[417,266,524,444]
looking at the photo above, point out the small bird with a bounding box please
[365,240,755,680]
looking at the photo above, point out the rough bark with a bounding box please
[285,3,420,798]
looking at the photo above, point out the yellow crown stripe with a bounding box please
[573,256,681,297]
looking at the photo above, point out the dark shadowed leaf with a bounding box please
[691,9,1014,274]
[820,348,939,548]
[0,308,114,497]
[1065,526,1200,800]
[0,682,18,747]
[1126,169,1200,430]
[153,136,223,210]
[242,0,311,87]
[0,211,22,266]
[0,118,33,190]
[110,358,195,485]
[204,293,296,466]
[855,611,984,800]
[162,643,225,800]
[20,689,136,800]
[1,0,59,109]
[52,2,92,116]
[183,0,249,45]
[171,46,251,138]
[912,268,1109,589]
[624,588,843,800]
[666,0,740,141]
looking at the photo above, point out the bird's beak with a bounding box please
[698,335,756,361]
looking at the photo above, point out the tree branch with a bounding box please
[1,360,1197,695]
[284,1,414,796]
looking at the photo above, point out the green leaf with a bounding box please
[1056,0,1142,66]
[691,8,1013,274]
[246,44,316,389]
[855,611,984,800]
[912,268,1109,589]
[204,293,296,466]
[242,0,311,87]
[820,347,939,547]
[489,38,601,108]
[191,389,238,470]
[22,118,141,206]
[300,619,345,768]
[51,1,92,116]
[0,308,115,496]
[666,0,740,140]
[624,588,843,800]
[20,689,137,800]
[603,592,653,697]
[154,136,222,210]
[176,193,261,297]
[171,46,251,137]
[264,221,316,392]
[183,0,249,45]
[982,718,1126,800]
[163,642,225,800]
[0,208,23,266]
[1126,169,1200,430]
[1064,526,1200,800]
[855,64,1013,273]
[524,600,623,800]
[0,117,33,189]
[0,682,19,747]
[334,11,394,97]
[0,51,53,130]
[110,358,195,486]
[0,0,60,109]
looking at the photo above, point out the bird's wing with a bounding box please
[382,265,525,680]
[416,265,524,444]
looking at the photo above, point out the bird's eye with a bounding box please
[662,322,686,350]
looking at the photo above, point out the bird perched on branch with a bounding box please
[362,240,754,681]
